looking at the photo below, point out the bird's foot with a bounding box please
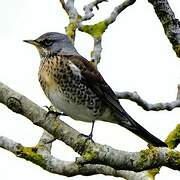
[44,105,67,118]
[79,132,94,143]
[79,121,95,142]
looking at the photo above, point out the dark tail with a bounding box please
[117,111,167,147]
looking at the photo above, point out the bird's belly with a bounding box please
[48,89,98,122]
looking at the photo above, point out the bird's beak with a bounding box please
[23,39,39,46]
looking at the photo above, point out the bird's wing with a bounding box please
[63,55,167,147]
[64,54,127,117]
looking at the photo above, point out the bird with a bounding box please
[24,32,167,147]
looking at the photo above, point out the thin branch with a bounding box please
[147,0,180,58]
[79,0,136,64]
[116,91,180,111]
[91,37,102,65]
[59,0,136,63]
[59,0,68,14]
[59,0,79,41]
[0,136,22,153]
[0,81,179,172]
[105,0,136,25]
[82,0,108,21]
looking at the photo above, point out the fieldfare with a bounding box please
[24,32,167,147]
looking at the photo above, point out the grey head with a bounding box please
[24,32,78,59]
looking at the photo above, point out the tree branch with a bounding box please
[59,0,68,14]
[59,0,136,64]
[165,124,180,149]
[36,131,54,155]
[0,0,179,179]
[82,0,108,21]
[79,0,136,64]
[104,0,136,26]
[0,135,156,179]
[147,0,180,58]
[116,90,180,111]
[0,81,180,174]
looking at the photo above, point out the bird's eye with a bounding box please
[43,39,53,46]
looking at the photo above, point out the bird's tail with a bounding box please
[116,111,167,147]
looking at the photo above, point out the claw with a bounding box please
[80,133,94,143]
[44,105,67,118]
[95,4,99,10]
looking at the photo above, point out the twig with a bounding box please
[82,0,108,21]
[59,0,68,14]
[105,0,136,25]
[116,91,180,111]
[78,0,136,65]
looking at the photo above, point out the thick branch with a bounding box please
[0,81,179,172]
[0,136,154,179]
[148,0,180,57]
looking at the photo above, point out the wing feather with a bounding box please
[63,54,128,117]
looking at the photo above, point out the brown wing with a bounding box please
[62,55,168,147]
[64,54,127,117]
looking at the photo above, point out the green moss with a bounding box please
[74,137,97,162]
[16,147,45,168]
[136,148,159,170]
[65,22,77,42]
[165,124,180,149]
[168,150,180,166]
[148,168,160,179]
[79,21,108,38]
[35,144,47,151]
[82,148,97,161]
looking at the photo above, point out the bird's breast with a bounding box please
[38,57,106,122]
[38,59,58,93]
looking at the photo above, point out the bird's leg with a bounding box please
[80,121,95,142]
[88,121,95,140]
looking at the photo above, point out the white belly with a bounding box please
[48,89,96,122]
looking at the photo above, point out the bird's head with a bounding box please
[24,32,78,59]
